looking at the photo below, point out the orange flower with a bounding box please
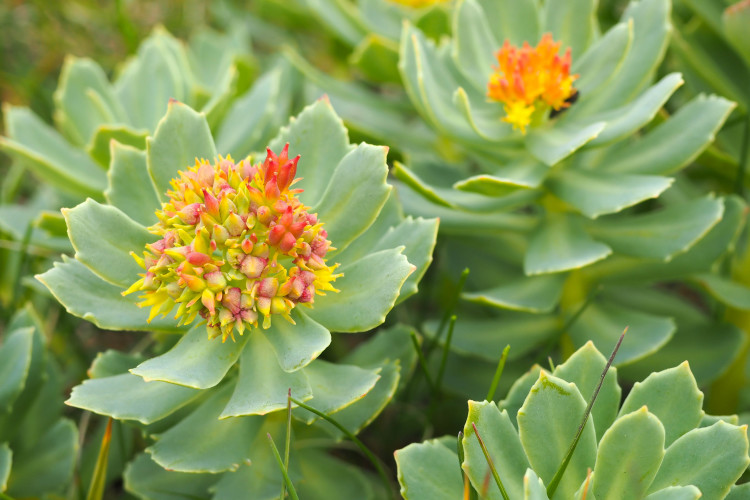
[487,33,578,133]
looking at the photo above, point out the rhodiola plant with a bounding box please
[382,0,748,398]
[36,98,437,492]
[397,341,750,499]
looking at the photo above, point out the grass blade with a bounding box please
[486,345,510,402]
[267,433,299,500]
[86,418,113,500]
[471,422,510,500]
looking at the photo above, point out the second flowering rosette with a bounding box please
[37,98,437,477]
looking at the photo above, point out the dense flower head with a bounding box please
[487,33,578,134]
[387,0,448,7]
[124,145,341,341]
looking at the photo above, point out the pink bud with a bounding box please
[203,188,220,217]
[187,252,212,266]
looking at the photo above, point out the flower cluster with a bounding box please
[124,145,340,341]
[487,33,578,133]
[387,0,448,8]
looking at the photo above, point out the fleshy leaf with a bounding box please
[261,309,331,373]
[105,142,160,226]
[694,273,750,311]
[269,98,354,207]
[66,373,200,424]
[87,124,148,167]
[592,407,665,499]
[601,95,736,176]
[526,120,606,167]
[1,106,106,198]
[146,100,217,201]
[572,21,632,96]
[53,57,124,146]
[454,159,548,196]
[36,257,184,333]
[498,365,542,424]
[553,342,621,441]
[131,325,250,389]
[463,401,529,499]
[463,273,566,313]
[476,0,539,47]
[6,419,77,498]
[517,372,596,499]
[305,248,413,332]
[124,453,216,500]
[645,486,702,500]
[395,439,463,500]
[295,448,384,500]
[567,301,675,366]
[295,360,380,424]
[619,362,704,446]
[312,143,391,251]
[524,469,550,500]
[0,443,10,492]
[220,332,313,418]
[546,168,673,219]
[524,212,612,275]
[587,196,724,261]
[0,327,32,413]
[648,422,750,498]
[543,0,596,59]
[452,0,497,84]
[63,199,154,287]
[147,384,263,473]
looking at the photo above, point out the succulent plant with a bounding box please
[396,341,750,499]
[36,98,436,488]
[0,305,78,498]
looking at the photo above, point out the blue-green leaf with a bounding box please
[452,0,497,85]
[146,100,217,201]
[0,443,10,492]
[124,453,217,499]
[131,325,250,389]
[0,327,32,414]
[463,273,565,313]
[543,0,596,59]
[395,439,463,500]
[63,199,154,287]
[105,142,160,226]
[476,0,539,47]
[572,21,632,96]
[261,310,331,372]
[67,373,200,424]
[526,121,605,166]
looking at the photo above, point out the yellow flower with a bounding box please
[387,0,449,8]
[487,33,578,134]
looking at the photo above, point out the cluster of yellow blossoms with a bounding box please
[124,146,340,341]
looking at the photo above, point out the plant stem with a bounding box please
[409,329,437,393]
[435,315,457,395]
[735,114,750,197]
[426,268,470,358]
[471,423,510,500]
[486,345,511,402]
[281,389,292,500]
[457,431,478,500]
[290,397,397,500]
[546,327,627,497]
[267,433,299,500]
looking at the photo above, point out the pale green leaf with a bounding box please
[526,120,605,166]
[269,99,354,207]
[124,453,217,499]
[593,408,665,499]
[498,365,542,422]
[694,273,750,311]
[587,196,724,261]
[572,21,632,96]
[649,422,750,499]
[220,332,313,417]
[524,212,612,274]
[463,273,566,313]
[66,373,200,424]
[452,0,497,85]
[312,143,391,251]
[87,124,148,168]
[518,372,596,499]
[53,57,124,146]
[304,0,367,45]
[0,327,32,413]
[620,362,704,446]
[723,3,750,66]
[146,100,217,200]
[543,0,596,59]
[131,325,250,389]
[295,360,380,424]
[395,439,464,500]
[553,342,621,441]
[36,256,184,332]
[344,323,417,392]
[476,0,539,47]
[600,95,736,176]
[1,106,106,198]
[261,309,331,372]
[88,349,142,378]
[0,443,10,492]
[305,248,413,332]
[6,418,77,498]
[546,168,673,219]
[147,384,263,473]
[524,469,550,500]
[463,401,529,499]
[585,73,684,147]
[727,483,750,500]
[645,486,702,500]
[296,448,384,500]
[350,34,401,84]
[105,142,160,226]
[454,158,548,196]
[568,301,675,365]
[63,199,154,287]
